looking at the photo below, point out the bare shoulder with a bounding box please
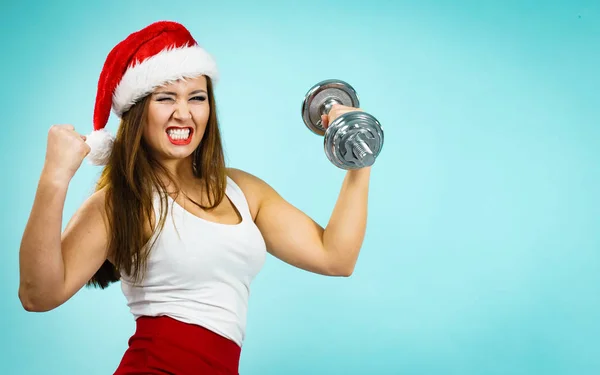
[226,168,278,218]
[227,167,262,186]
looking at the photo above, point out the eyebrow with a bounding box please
[154,89,207,96]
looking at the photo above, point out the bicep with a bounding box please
[59,190,111,305]
[228,168,339,276]
[255,189,337,276]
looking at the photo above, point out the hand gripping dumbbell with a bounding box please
[301,79,384,169]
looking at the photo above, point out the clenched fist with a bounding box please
[320,103,363,130]
[43,124,91,183]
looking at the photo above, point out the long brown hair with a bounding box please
[86,76,226,289]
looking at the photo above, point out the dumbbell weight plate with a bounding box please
[301,79,360,136]
[324,111,384,169]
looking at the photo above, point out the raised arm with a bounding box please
[227,105,372,276]
[19,125,110,312]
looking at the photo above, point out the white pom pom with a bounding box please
[85,128,115,166]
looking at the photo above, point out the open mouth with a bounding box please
[166,127,193,145]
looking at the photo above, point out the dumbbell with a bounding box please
[301,79,384,170]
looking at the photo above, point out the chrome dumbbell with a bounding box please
[301,79,384,169]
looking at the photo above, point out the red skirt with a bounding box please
[113,316,241,375]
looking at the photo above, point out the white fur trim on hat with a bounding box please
[112,44,219,117]
[85,128,115,166]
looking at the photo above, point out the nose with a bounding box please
[173,100,192,121]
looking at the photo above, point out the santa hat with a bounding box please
[85,21,219,165]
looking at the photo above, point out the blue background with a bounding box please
[1,0,599,374]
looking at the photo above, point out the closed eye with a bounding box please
[154,96,206,102]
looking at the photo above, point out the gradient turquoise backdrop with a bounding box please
[2,1,598,374]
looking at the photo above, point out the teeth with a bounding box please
[167,128,191,140]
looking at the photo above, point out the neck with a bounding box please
[155,155,199,191]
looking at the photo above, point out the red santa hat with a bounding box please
[85,20,219,165]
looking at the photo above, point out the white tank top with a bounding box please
[119,176,267,346]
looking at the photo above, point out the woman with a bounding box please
[18,21,371,374]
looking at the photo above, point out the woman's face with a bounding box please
[143,75,210,163]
